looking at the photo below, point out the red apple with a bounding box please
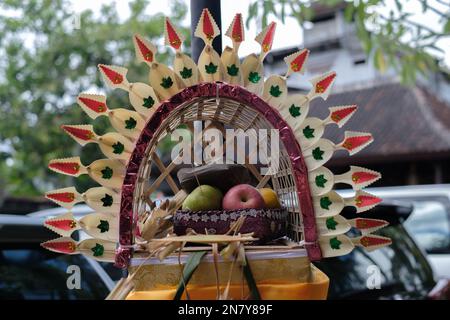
[222,184,266,210]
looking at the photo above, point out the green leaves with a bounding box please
[124,117,137,129]
[329,237,342,250]
[91,243,104,257]
[326,217,338,230]
[227,64,239,76]
[179,67,192,79]
[269,85,282,97]
[97,220,109,233]
[142,96,155,108]
[320,196,332,210]
[315,174,327,188]
[248,71,261,84]
[101,166,113,180]
[303,125,315,139]
[101,193,113,207]
[205,62,218,74]
[174,251,207,300]
[289,104,301,117]
[112,141,124,154]
[312,147,324,160]
[160,76,173,89]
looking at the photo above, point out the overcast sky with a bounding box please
[70,0,450,68]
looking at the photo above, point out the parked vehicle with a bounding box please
[315,202,450,300]
[338,185,450,278]
[0,213,117,299]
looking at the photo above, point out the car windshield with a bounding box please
[315,224,435,299]
[404,200,450,253]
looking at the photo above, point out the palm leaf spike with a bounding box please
[78,212,119,242]
[48,157,86,177]
[295,105,358,148]
[49,158,125,190]
[133,33,157,66]
[77,93,144,140]
[255,21,276,61]
[82,187,120,215]
[165,18,199,87]
[351,234,392,251]
[307,71,337,101]
[284,48,310,77]
[194,8,220,46]
[61,125,133,161]
[225,13,245,52]
[326,105,358,128]
[348,218,389,235]
[316,215,351,237]
[45,187,82,209]
[77,93,109,119]
[308,166,381,196]
[85,159,126,190]
[313,190,382,218]
[304,132,373,171]
[98,63,159,117]
[43,212,80,237]
[319,234,390,258]
[132,34,180,99]
[61,124,97,146]
[42,237,116,262]
[194,9,223,82]
[164,17,184,51]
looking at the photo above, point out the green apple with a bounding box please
[182,185,223,211]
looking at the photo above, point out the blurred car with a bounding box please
[315,202,450,300]
[338,185,450,278]
[0,212,119,299]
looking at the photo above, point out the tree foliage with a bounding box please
[0,0,188,196]
[246,0,450,84]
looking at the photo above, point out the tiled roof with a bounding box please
[306,82,450,164]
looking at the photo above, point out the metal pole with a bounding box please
[190,0,222,63]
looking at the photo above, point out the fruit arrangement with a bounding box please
[175,165,287,244]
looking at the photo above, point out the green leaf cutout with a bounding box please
[312,147,324,160]
[101,167,113,180]
[101,193,113,207]
[91,243,104,257]
[180,67,193,79]
[320,196,332,210]
[142,96,155,108]
[112,142,124,154]
[160,76,173,89]
[330,237,342,250]
[124,117,137,129]
[303,125,315,139]
[289,104,301,117]
[315,174,328,188]
[248,71,261,84]
[227,64,239,76]
[326,217,338,230]
[205,62,218,74]
[97,220,109,233]
[269,85,282,97]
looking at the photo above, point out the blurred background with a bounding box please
[0,0,450,299]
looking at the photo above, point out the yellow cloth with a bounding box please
[126,266,329,300]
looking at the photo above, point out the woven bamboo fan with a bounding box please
[42,9,390,300]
